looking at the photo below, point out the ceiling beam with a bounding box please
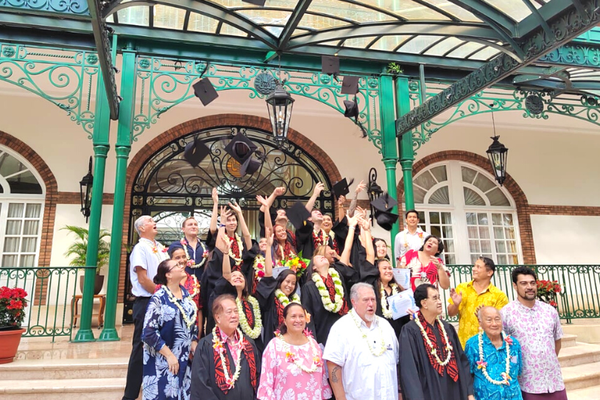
[395,0,600,136]
[278,0,313,51]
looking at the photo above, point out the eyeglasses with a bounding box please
[168,264,185,272]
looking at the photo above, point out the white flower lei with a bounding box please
[181,238,207,269]
[142,239,169,262]
[311,268,344,313]
[276,332,323,373]
[380,283,399,319]
[164,286,197,330]
[349,311,386,357]
[236,296,262,339]
[228,233,244,266]
[275,289,301,307]
[253,255,266,280]
[212,327,244,389]
[477,331,512,385]
[414,313,453,366]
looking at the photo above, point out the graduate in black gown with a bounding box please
[191,294,260,400]
[400,284,474,400]
[295,183,333,259]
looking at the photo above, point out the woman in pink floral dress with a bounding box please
[257,303,332,400]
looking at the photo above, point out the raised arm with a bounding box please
[264,233,274,277]
[347,180,365,218]
[256,194,274,239]
[337,195,346,223]
[340,215,358,266]
[360,217,375,265]
[229,201,252,250]
[215,227,232,282]
[305,182,324,212]
[209,188,219,234]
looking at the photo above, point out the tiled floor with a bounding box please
[15,325,134,360]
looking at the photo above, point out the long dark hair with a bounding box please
[231,270,250,299]
[278,302,306,335]
[375,258,403,291]
[153,259,174,285]
[276,269,298,296]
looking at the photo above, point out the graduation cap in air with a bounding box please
[287,201,311,230]
[193,78,219,106]
[341,76,359,95]
[242,0,266,5]
[332,177,354,199]
[183,137,211,167]
[344,97,359,120]
[371,193,399,231]
[224,133,258,165]
[321,55,340,75]
[240,156,261,176]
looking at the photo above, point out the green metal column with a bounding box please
[99,47,136,341]
[73,71,111,342]
[378,75,400,262]
[395,77,415,211]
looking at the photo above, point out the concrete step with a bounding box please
[0,378,125,400]
[559,343,600,367]
[562,361,600,391]
[562,333,577,348]
[567,385,600,400]
[0,358,127,380]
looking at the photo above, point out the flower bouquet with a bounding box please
[284,254,310,278]
[0,286,28,330]
[536,280,562,308]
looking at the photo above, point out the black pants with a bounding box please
[122,296,150,400]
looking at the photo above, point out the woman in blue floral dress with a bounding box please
[142,259,199,400]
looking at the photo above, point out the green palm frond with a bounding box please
[62,225,111,273]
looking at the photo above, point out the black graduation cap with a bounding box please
[344,98,359,119]
[371,193,399,231]
[193,78,219,106]
[341,76,359,95]
[242,0,266,5]
[224,133,257,164]
[375,211,399,231]
[240,157,261,176]
[322,55,340,75]
[287,201,311,230]
[183,137,211,167]
[332,178,354,198]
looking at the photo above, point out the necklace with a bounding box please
[380,283,399,319]
[478,331,513,385]
[403,228,424,249]
[311,268,344,313]
[414,314,453,366]
[180,238,208,269]
[276,331,323,373]
[252,255,266,279]
[164,285,197,330]
[142,239,168,261]
[312,229,328,247]
[236,296,262,339]
[212,327,244,389]
[228,233,244,266]
[275,289,301,307]
[349,311,386,357]
[279,242,296,262]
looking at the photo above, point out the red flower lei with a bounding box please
[212,327,258,394]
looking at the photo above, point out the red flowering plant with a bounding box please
[0,286,28,330]
[536,280,562,308]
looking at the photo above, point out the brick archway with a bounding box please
[119,114,343,299]
[397,150,535,264]
[0,131,58,267]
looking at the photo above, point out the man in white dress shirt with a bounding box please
[323,283,399,400]
[122,215,169,400]
[394,209,429,263]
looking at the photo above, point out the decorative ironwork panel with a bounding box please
[131,126,334,217]
[0,0,89,15]
[540,44,600,69]
[0,43,99,137]
[132,56,382,151]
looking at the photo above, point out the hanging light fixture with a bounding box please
[79,156,94,223]
[265,58,294,144]
[486,108,508,186]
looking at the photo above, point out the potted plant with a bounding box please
[62,225,111,295]
[536,279,562,309]
[0,286,28,363]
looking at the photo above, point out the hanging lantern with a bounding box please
[265,83,294,143]
[486,136,508,186]
[79,156,94,223]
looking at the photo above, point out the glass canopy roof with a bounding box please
[101,0,551,66]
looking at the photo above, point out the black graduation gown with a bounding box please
[296,221,332,259]
[213,277,264,353]
[301,262,355,345]
[399,319,473,400]
[190,333,260,400]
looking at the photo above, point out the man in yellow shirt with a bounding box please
[448,257,509,349]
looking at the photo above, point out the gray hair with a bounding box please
[477,306,501,322]
[134,215,153,235]
[350,282,375,301]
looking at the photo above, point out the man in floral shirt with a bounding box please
[501,266,567,400]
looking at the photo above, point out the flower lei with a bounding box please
[180,238,208,269]
[252,255,266,280]
[312,229,328,247]
[477,332,513,385]
[143,239,168,261]
[279,241,296,262]
[164,285,197,330]
[212,327,244,389]
[275,289,301,307]
[228,233,244,266]
[403,228,424,249]
[380,283,399,319]
[311,268,344,313]
[236,296,262,339]
[275,330,323,373]
[349,310,386,357]
[414,314,453,366]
